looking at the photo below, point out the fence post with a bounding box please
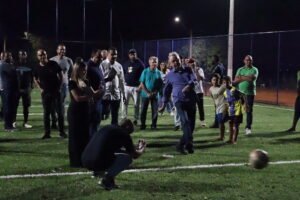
[143,41,147,64]
[156,40,159,57]
[276,33,281,105]
[250,34,254,55]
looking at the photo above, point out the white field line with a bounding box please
[1,160,300,180]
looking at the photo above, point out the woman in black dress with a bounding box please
[68,58,98,167]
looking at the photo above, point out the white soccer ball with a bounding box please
[249,149,269,169]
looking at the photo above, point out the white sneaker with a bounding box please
[23,123,33,129]
[245,128,252,135]
[200,120,206,127]
[13,122,17,128]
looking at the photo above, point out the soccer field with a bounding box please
[0,90,299,200]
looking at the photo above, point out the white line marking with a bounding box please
[1,160,299,180]
[255,104,293,111]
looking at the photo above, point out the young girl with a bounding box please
[223,76,244,144]
[209,74,227,140]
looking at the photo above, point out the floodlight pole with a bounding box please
[189,30,193,57]
[26,0,30,39]
[109,0,113,47]
[227,0,234,77]
[83,0,86,58]
[56,0,59,42]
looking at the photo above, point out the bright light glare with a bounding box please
[174,16,180,23]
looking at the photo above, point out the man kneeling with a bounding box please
[81,119,146,190]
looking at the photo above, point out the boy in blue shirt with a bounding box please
[139,56,163,130]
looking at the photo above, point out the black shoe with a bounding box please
[59,132,68,138]
[174,126,180,131]
[151,125,157,130]
[176,144,187,155]
[91,171,104,179]
[51,124,58,129]
[133,120,138,126]
[140,125,146,130]
[185,143,194,154]
[209,124,219,128]
[285,127,296,132]
[42,134,51,139]
[100,176,118,191]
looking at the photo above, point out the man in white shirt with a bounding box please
[188,58,206,127]
[100,47,126,125]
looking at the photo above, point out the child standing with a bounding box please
[223,76,245,144]
[209,74,227,140]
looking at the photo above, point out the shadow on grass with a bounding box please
[246,131,299,138]
[3,176,98,200]
[271,137,300,144]
[124,179,229,194]
[194,142,226,149]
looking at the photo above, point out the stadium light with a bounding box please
[174,16,192,57]
[174,16,180,23]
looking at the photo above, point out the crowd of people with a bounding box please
[6,43,300,190]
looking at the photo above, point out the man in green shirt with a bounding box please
[139,56,163,130]
[286,70,300,132]
[234,55,259,135]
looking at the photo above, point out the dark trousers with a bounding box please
[175,101,196,146]
[0,90,4,119]
[15,91,31,123]
[245,95,255,129]
[140,97,158,127]
[106,153,132,177]
[3,90,18,129]
[293,95,300,126]
[41,92,65,135]
[195,93,205,121]
[102,100,120,125]
[101,100,111,120]
[89,99,102,137]
[50,84,67,126]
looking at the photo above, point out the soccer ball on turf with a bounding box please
[249,149,269,169]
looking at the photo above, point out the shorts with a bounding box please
[228,115,243,124]
[216,113,229,124]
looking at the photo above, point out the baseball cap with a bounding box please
[128,49,137,54]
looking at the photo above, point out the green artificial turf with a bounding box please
[0,90,299,200]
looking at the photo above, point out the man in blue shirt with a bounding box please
[159,52,197,154]
[139,56,163,130]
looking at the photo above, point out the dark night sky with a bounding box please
[1,0,300,43]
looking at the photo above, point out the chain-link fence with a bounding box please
[1,30,299,107]
[121,30,300,107]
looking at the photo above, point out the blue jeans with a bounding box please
[175,101,196,146]
[3,89,18,129]
[245,95,255,129]
[106,153,132,177]
[0,90,4,119]
[89,99,102,138]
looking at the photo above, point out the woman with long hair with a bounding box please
[68,58,99,167]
